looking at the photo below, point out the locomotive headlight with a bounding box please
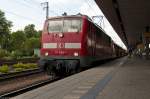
[74,52,79,56]
[45,52,49,56]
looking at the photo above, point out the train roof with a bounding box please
[47,14,110,39]
[49,15,106,32]
[47,14,91,20]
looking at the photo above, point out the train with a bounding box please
[38,14,126,76]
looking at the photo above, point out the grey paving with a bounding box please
[96,57,150,99]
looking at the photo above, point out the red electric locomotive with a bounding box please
[39,14,120,75]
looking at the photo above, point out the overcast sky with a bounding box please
[0,0,127,49]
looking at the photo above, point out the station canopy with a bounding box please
[95,0,150,48]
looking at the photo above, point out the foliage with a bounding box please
[0,64,9,73]
[35,30,42,38]
[9,28,40,57]
[13,62,37,70]
[0,10,41,58]
[13,62,25,68]
[14,68,24,72]
[10,50,23,59]
[25,63,37,68]
[23,37,40,56]
[26,37,40,49]
[0,49,10,58]
[10,25,40,57]
[1,56,14,60]
[24,24,37,38]
[10,30,26,51]
[0,10,12,50]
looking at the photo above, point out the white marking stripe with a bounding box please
[43,43,81,48]
[65,43,81,48]
[72,90,88,94]
[63,95,81,99]
[43,43,57,48]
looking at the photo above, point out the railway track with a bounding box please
[0,75,60,98]
[0,68,42,81]
[0,57,39,66]
[0,57,41,81]
[0,58,61,98]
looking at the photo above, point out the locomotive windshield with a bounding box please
[48,19,82,33]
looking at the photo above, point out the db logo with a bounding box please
[57,43,65,48]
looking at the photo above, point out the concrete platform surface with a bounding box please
[97,57,150,99]
[11,57,150,99]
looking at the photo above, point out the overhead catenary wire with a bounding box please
[84,0,97,15]
[23,0,44,11]
[3,9,41,23]
[55,0,72,14]
[9,0,43,15]
[24,0,40,5]
[49,10,59,16]
[85,1,125,49]
[23,0,60,16]
[14,0,39,10]
[4,0,59,21]
[84,0,105,28]
[5,0,44,21]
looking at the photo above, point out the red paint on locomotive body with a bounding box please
[41,15,114,59]
[41,16,85,57]
[81,16,113,59]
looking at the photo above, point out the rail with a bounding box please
[0,68,42,81]
[0,76,60,98]
[0,57,39,66]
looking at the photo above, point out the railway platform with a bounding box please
[11,56,150,99]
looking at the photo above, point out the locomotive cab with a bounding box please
[40,16,84,75]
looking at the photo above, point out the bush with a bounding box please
[13,63,37,70]
[14,68,24,72]
[0,65,9,73]
[2,56,14,60]
[13,62,25,69]
[10,50,25,59]
[0,49,10,58]
[25,63,37,69]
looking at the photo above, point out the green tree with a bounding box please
[10,30,26,51]
[24,37,40,55]
[35,30,42,38]
[0,10,12,49]
[24,24,37,38]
